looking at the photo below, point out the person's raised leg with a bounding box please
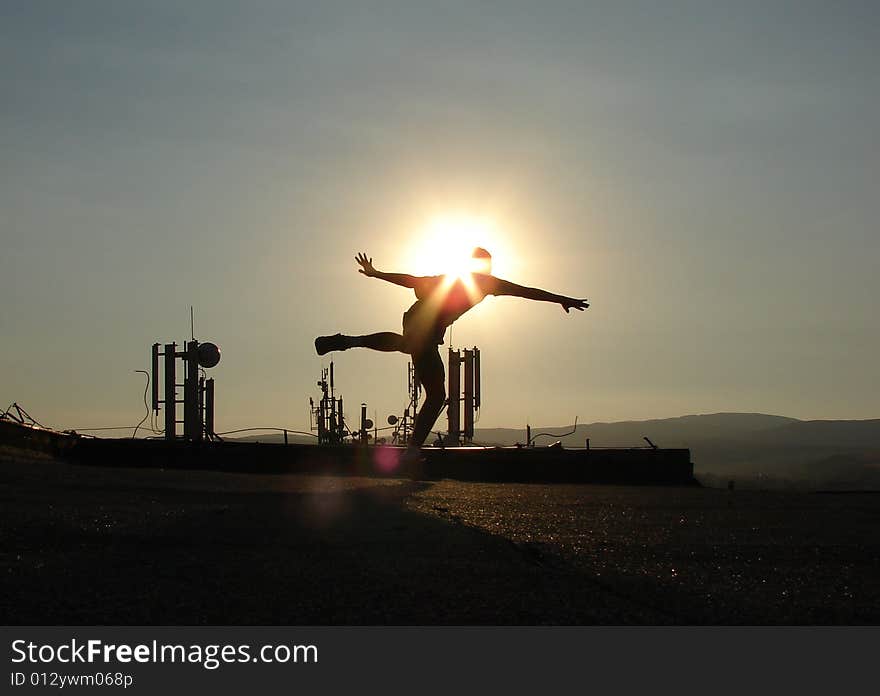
[315,332,405,355]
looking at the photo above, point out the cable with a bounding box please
[214,427,318,439]
[528,416,579,446]
[131,370,151,439]
[67,426,146,432]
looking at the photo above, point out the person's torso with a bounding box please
[405,275,493,344]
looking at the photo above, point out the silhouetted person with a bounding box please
[315,249,588,450]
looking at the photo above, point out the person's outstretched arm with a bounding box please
[355,252,420,289]
[489,276,589,313]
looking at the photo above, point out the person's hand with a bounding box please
[560,297,589,313]
[355,252,377,277]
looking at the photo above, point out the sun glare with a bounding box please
[409,214,502,280]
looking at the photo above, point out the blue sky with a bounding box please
[2,1,878,433]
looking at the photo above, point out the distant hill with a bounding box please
[746,419,880,447]
[474,412,800,448]
[475,413,880,489]
[230,432,315,445]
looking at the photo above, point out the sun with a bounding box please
[409,214,501,280]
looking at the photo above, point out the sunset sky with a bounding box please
[2,1,878,435]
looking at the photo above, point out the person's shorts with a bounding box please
[402,309,445,351]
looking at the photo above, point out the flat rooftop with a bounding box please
[1,457,877,624]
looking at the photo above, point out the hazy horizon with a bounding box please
[3,2,878,434]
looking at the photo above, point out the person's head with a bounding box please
[470,247,492,275]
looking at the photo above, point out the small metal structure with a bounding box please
[151,339,221,441]
[406,361,421,440]
[389,361,421,445]
[447,347,481,444]
[310,362,346,445]
[359,403,372,446]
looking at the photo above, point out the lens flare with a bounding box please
[374,445,401,474]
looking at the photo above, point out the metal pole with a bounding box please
[360,403,367,446]
[164,343,176,440]
[197,374,205,442]
[151,343,160,413]
[447,348,460,441]
[329,389,336,438]
[337,397,344,443]
[184,341,199,441]
[463,348,474,441]
[473,347,481,409]
[205,378,215,439]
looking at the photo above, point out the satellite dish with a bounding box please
[364,419,374,430]
[387,415,399,425]
[198,342,221,368]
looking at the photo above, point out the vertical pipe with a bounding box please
[337,397,344,443]
[205,378,215,439]
[447,348,460,441]
[409,361,420,414]
[329,380,336,435]
[164,343,176,440]
[407,362,413,412]
[151,343,160,413]
[184,341,199,441]
[527,424,531,447]
[473,347,481,409]
[463,348,474,441]
[360,403,367,446]
[197,375,205,442]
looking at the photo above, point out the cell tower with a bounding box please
[447,347,481,444]
[151,339,221,442]
[310,361,346,445]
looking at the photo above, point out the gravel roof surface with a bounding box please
[1,458,877,624]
